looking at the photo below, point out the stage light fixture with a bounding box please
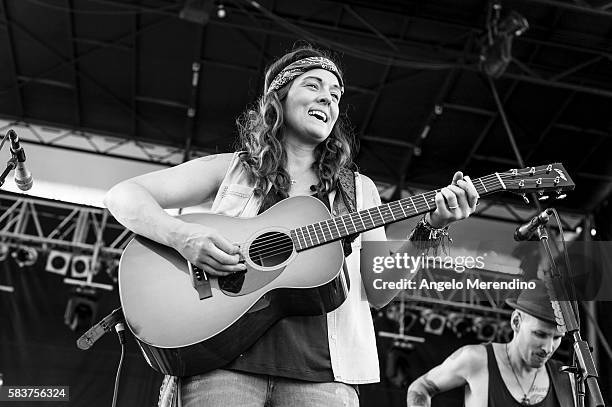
[45,250,72,275]
[497,321,514,342]
[480,3,529,78]
[421,309,447,336]
[402,311,418,333]
[101,258,120,284]
[216,2,226,18]
[179,0,214,25]
[0,243,9,261]
[64,286,98,332]
[447,313,473,338]
[71,255,91,279]
[474,317,498,342]
[11,246,38,268]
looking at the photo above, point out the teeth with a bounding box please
[308,110,327,122]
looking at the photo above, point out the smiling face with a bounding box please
[515,311,564,368]
[282,68,342,146]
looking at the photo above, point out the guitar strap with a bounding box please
[336,167,358,257]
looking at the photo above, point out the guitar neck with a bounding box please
[291,173,506,251]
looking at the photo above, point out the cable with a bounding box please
[0,131,8,152]
[111,323,126,407]
[550,208,580,323]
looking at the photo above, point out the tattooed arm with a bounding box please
[406,345,484,407]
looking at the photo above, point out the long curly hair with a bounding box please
[236,45,357,197]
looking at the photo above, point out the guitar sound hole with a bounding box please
[249,231,294,267]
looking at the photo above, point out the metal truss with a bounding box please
[0,191,132,290]
[0,118,211,166]
[377,267,522,344]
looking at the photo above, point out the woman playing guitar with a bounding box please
[104,44,479,407]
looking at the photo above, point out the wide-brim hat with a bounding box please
[505,279,557,325]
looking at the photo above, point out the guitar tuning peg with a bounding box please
[521,194,530,204]
[538,195,550,201]
[556,193,567,200]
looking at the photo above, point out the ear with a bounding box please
[512,311,521,331]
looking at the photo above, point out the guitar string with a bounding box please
[246,175,565,259]
[248,175,564,257]
[246,174,567,259]
[249,188,500,259]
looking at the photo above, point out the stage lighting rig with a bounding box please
[11,245,38,268]
[45,250,71,276]
[480,1,529,78]
[474,317,498,341]
[421,309,447,336]
[447,313,473,338]
[64,286,98,332]
[0,242,8,261]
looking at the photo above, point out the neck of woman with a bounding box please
[283,139,316,174]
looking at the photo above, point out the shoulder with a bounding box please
[450,344,487,363]
[446,344,488,375]
[191,152,236,177]
[194,152,236,165]
[358,174,381,207]
[359,173,376,191]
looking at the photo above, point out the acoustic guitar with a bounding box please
[118,163,574,376]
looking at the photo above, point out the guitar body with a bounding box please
[119,196,347,377]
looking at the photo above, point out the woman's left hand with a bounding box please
[427,171,479,229]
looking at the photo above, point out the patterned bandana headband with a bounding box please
[266,56,344,95]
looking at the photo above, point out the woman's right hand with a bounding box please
[172,222,246,276]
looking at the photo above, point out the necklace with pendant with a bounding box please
[289,167,313,186]
[505,343,540,405]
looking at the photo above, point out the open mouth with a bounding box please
[308,109,328,123]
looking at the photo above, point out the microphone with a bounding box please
[77,308,125,350]
[514,208,553,241]
[7,130,33,191]
[115,322,126,345]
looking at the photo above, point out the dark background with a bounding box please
[2,0,612,405]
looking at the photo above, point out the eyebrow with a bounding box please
[302,75,342,91]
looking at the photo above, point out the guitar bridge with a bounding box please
[188,262,212,300]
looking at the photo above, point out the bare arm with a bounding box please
[104,153,245,275]
[359,175,392,308]
[359,175,424,309]
[359,172,479,309]
[406,345,484,407]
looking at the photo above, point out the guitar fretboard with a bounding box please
[290,173,505,251]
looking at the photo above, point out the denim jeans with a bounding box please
[180,369,359,407]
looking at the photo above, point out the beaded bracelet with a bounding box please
[408,214,452,254]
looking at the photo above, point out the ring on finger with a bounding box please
[447,205,459,209]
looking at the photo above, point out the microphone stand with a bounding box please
[0,154,17,188]
[536,225,604,407]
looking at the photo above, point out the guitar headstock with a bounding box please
[499,163,575,199]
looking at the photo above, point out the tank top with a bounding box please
[486,343,559,407]
[225,189,333,381]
